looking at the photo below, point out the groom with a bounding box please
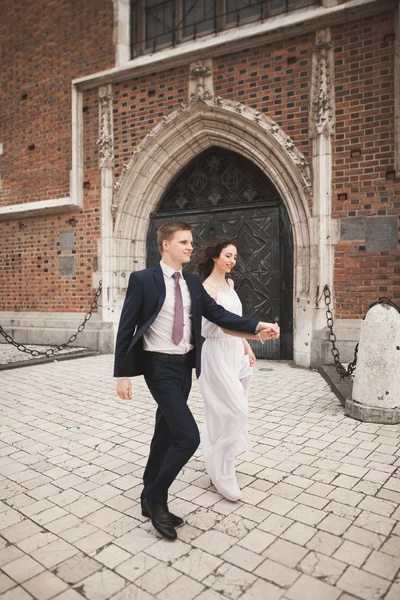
[114,220,278,540]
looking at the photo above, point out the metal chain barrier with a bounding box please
[322,285,356,380]
[323,285,400,380]
[0,281,102,358]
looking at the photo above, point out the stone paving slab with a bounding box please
[0,355,399,600]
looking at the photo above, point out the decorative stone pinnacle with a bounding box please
[188,59,214,104]
[97,85,114,169]
[310,28,335,138]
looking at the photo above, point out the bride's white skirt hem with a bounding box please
[199,334,252,502]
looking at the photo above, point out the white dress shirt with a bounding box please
[143,261,194,354]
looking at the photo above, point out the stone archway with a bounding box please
[111,97,317,366]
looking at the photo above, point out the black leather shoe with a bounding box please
[141,498,184,527]
[143,498,177,540]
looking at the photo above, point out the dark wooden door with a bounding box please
[146,148,293,359]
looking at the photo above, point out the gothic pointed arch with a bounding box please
[112,96,316,366]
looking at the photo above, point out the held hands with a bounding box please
[116,378,132,400]
[257,321,280,342]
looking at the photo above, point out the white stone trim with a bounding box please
[111,98,317,367]
[97,85,116,324]
[321,0,339,6]
[310,28,335,331]
[113,0,130,66]
[73,0,392,91]
[71,85,84,210]
[0,197,79,220]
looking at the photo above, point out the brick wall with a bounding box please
[0,87,102,313]
[332,13,400,317]
[0,0,114,206]
[0,0,114,312]
[111,37,313,182]
[1,4,398,318]
[113,68,189,180]
[213,36,313,161]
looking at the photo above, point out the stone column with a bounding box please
[309,28,336,361]
[346,304,400,424]
[97,85,115,347]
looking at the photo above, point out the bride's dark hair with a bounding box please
[193,237,238,281]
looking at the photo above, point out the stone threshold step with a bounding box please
[318,364,353,408]
[0,349,101,371]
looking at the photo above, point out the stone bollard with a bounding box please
[345,303,400,424]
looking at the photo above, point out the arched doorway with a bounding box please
[146,147,293,360]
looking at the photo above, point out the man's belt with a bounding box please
[145,351,193,364]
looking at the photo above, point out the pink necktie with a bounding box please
[172,272,184,345]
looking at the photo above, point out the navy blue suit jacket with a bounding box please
[114,264,259,378]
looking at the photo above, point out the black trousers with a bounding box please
[142,354,199,504]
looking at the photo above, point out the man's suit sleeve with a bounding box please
[201,285,259,334]
[113,272,143,376]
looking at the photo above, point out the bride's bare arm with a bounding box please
[220,328,267,340]
[202,282,278,340]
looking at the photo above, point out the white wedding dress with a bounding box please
[199,285,252,501]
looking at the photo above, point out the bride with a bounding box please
[194,238,279,501]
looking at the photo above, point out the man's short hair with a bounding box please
[157,220,193,254]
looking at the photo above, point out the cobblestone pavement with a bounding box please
[0,355,399,600]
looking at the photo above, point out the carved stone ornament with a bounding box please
[188,59,214,103]
[97,85,114,169]
[189,61,212,79]
[111,203,118,220]
[190,90,213,102]
[114,95,312,200]
[310,28,335,138]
